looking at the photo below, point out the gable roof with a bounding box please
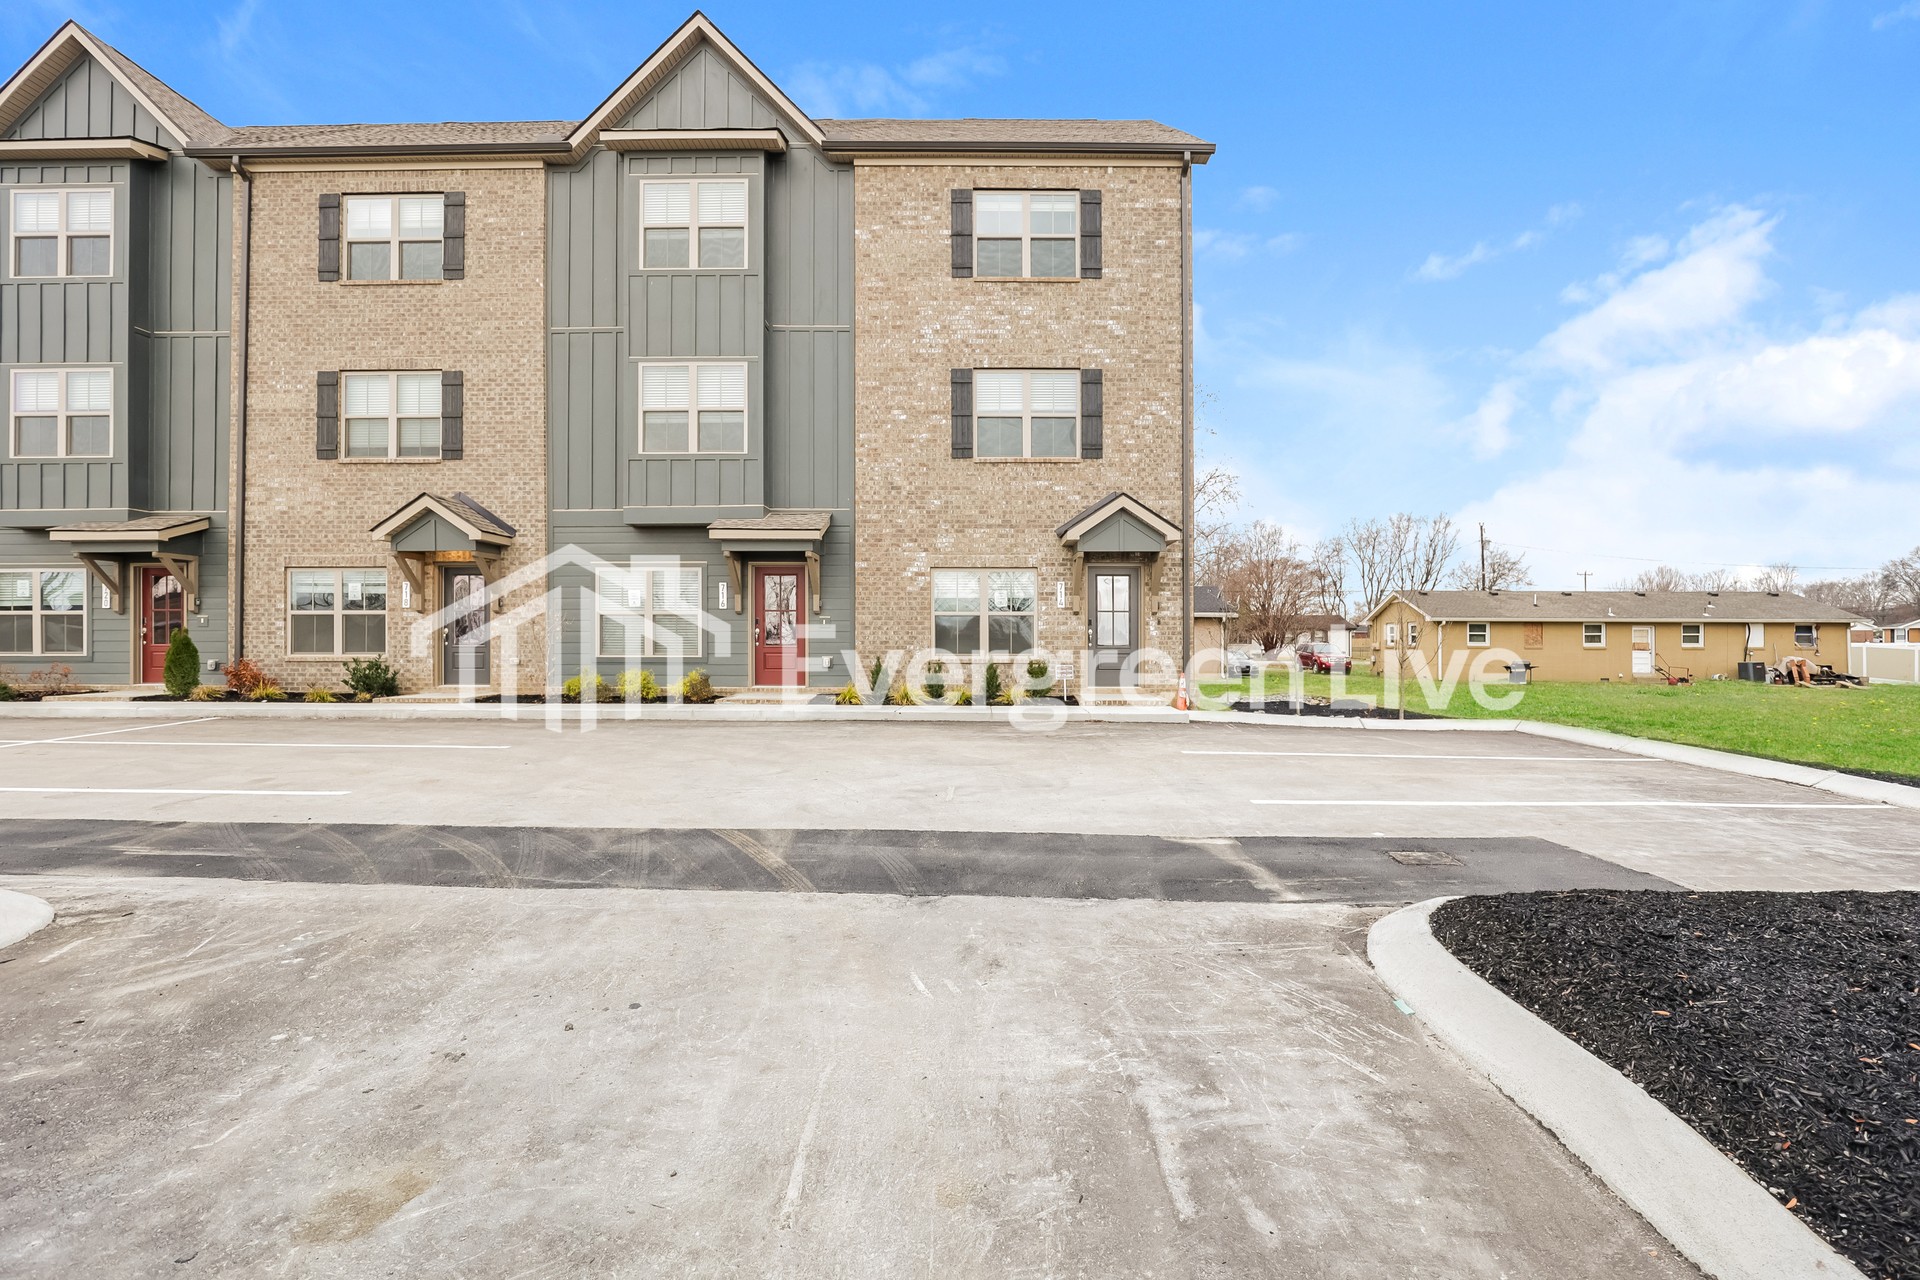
[1371,589,1866,626]
[819,117,1213,159]
[1054,492,1183,545]
[369,492,517,546]
[1193,584,1236,618]
[0,21,224,149]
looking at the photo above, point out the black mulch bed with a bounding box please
[1433,890,1919,1279]
[0,689,103,702]
[1229,698,1438,719]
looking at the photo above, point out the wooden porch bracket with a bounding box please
[727,553,744,615]
[805,550,821,613]
[75,554,124,615]
[393,552,429,614]
[155,552,199,613]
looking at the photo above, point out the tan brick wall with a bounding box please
[238,164,548,693]
[850,161,1188,697]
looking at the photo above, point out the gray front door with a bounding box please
[441,567,490,686]
[1087,566,1141,688]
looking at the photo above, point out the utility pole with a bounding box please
[1479,524,1488,591]
[1578,571,1593,591]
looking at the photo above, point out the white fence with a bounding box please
[1851,643,1920,684]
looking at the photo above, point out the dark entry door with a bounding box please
[141,567,184,683]
[1087,566,1141,688]
[752,565,806,686]
[441,567,490,686]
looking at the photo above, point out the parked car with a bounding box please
[1297,643,1352,674]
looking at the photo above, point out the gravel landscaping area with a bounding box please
[1432,890,1919,1280]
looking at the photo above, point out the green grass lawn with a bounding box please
[1196,667,1920,781]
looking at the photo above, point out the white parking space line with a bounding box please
[5,740,511,751]
[1185,749,1656,763]
[0,786,350,797]
[1251,799,1886,809]
[0,718,218,751]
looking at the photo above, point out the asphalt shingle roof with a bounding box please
[1388,590,1865,625]
[818,117,1211,151]
[215,120,574,150]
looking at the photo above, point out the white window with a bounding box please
[1794,625,1816,648]
[10,368,112,458]
[1681,623,1704,648]
[974,369,1078,459]
[10,188,112,278]
[1406,623,1420,647]
[973,191,1077,278]
[1466,622,1490,646]
[931,569,1037,654]
[344,194,444,280]
[1383,623,1398,646]
[0,568,86,656]
[343,372,442,458]
[639,363,746,453]
[641,180,747,270]
[1583,623,1606,647]
[289,569,388,655]
[1746,623,1766,648]
[596,564,704,658]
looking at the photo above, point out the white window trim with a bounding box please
[1794,625,1817,649]
[595,564,706,659]
[0,567,89,658]
[343,194,445,282]
[1383,623,1399,647]
[637,361,749,455]
[9,367,113,459]
[1465,622,1490,647]
[9,187,113,279]
[972,368,1079,460]
[972,190,1078,279]
[639,178,750,271]
[931,568,1039,657]
[1405,623,1420,647]
[1680,623,1705,649]
[341,371,443,460]
[1582,623,1607,647]
[287,569,389,657]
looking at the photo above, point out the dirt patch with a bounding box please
[1433,890,1920,1280]
[291,1162,439,1244]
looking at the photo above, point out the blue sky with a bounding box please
[8,1,1919,587]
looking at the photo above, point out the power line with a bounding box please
[1487,540,1882,575]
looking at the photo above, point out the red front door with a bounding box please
[752,566,806,686]
[141,567,184,683]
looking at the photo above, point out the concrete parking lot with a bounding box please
[2,711,1913,1277]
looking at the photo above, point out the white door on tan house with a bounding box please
[1631,625,1655,675]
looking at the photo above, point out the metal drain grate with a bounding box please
[1387,849,1462,867]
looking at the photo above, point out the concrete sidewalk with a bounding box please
[0,876,1697,1279]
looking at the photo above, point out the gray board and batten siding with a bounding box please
[0,50,231,681]
[548,45,855,685]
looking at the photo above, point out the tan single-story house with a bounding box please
[1367,589,1865,682]
[1192,584,1237,655]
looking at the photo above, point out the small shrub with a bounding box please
[883,680,911,706]
[186,684,224,702]
[163,629,200,699]
[615,669,659,702]
[224,657,268,696]
[679,669,717,703]
[983,662,1010,707]
[1027,658,1051,683]
[343,657,400,699]
[0,683,14,702]
[26,663,74,693]
[562,673,609,703]
[834,683,862,705]
[923,663,947,702]
[354,691,374,704]
[251,683,287,702]
[953,688,974,706]
[304,688,337,703]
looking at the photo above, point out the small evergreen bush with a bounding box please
[343,657,400,698]
[163,628,200,699]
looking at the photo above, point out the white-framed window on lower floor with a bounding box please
[10,367,112,458]
[289,569,388,655]
[639,363,747,454]
[932,569,1037,654]
[1794,625,1816,648]
[1405,623,1420,647]
[344,372,442,458]
[1681,623,1704,648]
[596,564,704,658]
[1382,623,1398,647]
[974,369,1078,458]
[1465,622,1490,646]
[0,568,86,656]
[1583,623,1607,647]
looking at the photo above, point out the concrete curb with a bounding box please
[1368,897,1865,1280]
[0,889,54,952]
[0,701,1187,725]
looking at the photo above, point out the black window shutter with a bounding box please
[1080,368,1104,459]
[315,371,339,459]
[1079,190,1103,279]
[441,370,464,459]
[442,192,466,279]
[318,194,341,282]
[950,368,974,459]
[950,190,973,278]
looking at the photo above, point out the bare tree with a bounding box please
[1310,538,1349,616]
[1881,547,1920,616]
[1192,463,1242,585]
[1218,522,1320,652]
[1403,513,1461,591]
[1802,574,1891,619]
[1341,512,1460,612]
[1689,567,1743,592]
[1342,517,1401,619]
[1611,565,1694,592]
[1447,545,1531,591]
[1753,562,1800,594]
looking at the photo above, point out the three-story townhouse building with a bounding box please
[0,14,1209,701]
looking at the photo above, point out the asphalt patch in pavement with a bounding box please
[0,821,1672,903]
[1433,890,1920,1280]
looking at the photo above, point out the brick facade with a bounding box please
[850,161,1188,695]
[236,164,548,693]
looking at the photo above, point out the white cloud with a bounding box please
[1196,229,1305,260]
[1873,1,1920,28]
[1460,209,1920,582]
[216,0,261,54]
[1455,382,1520,459]
[1237,186,1281,212]
[1413,203,1579,282]
[786,45,1003,117]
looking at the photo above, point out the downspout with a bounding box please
[1180,149,1194,675]
[231,155,252,662]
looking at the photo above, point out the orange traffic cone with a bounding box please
[1173,673,1190,711]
